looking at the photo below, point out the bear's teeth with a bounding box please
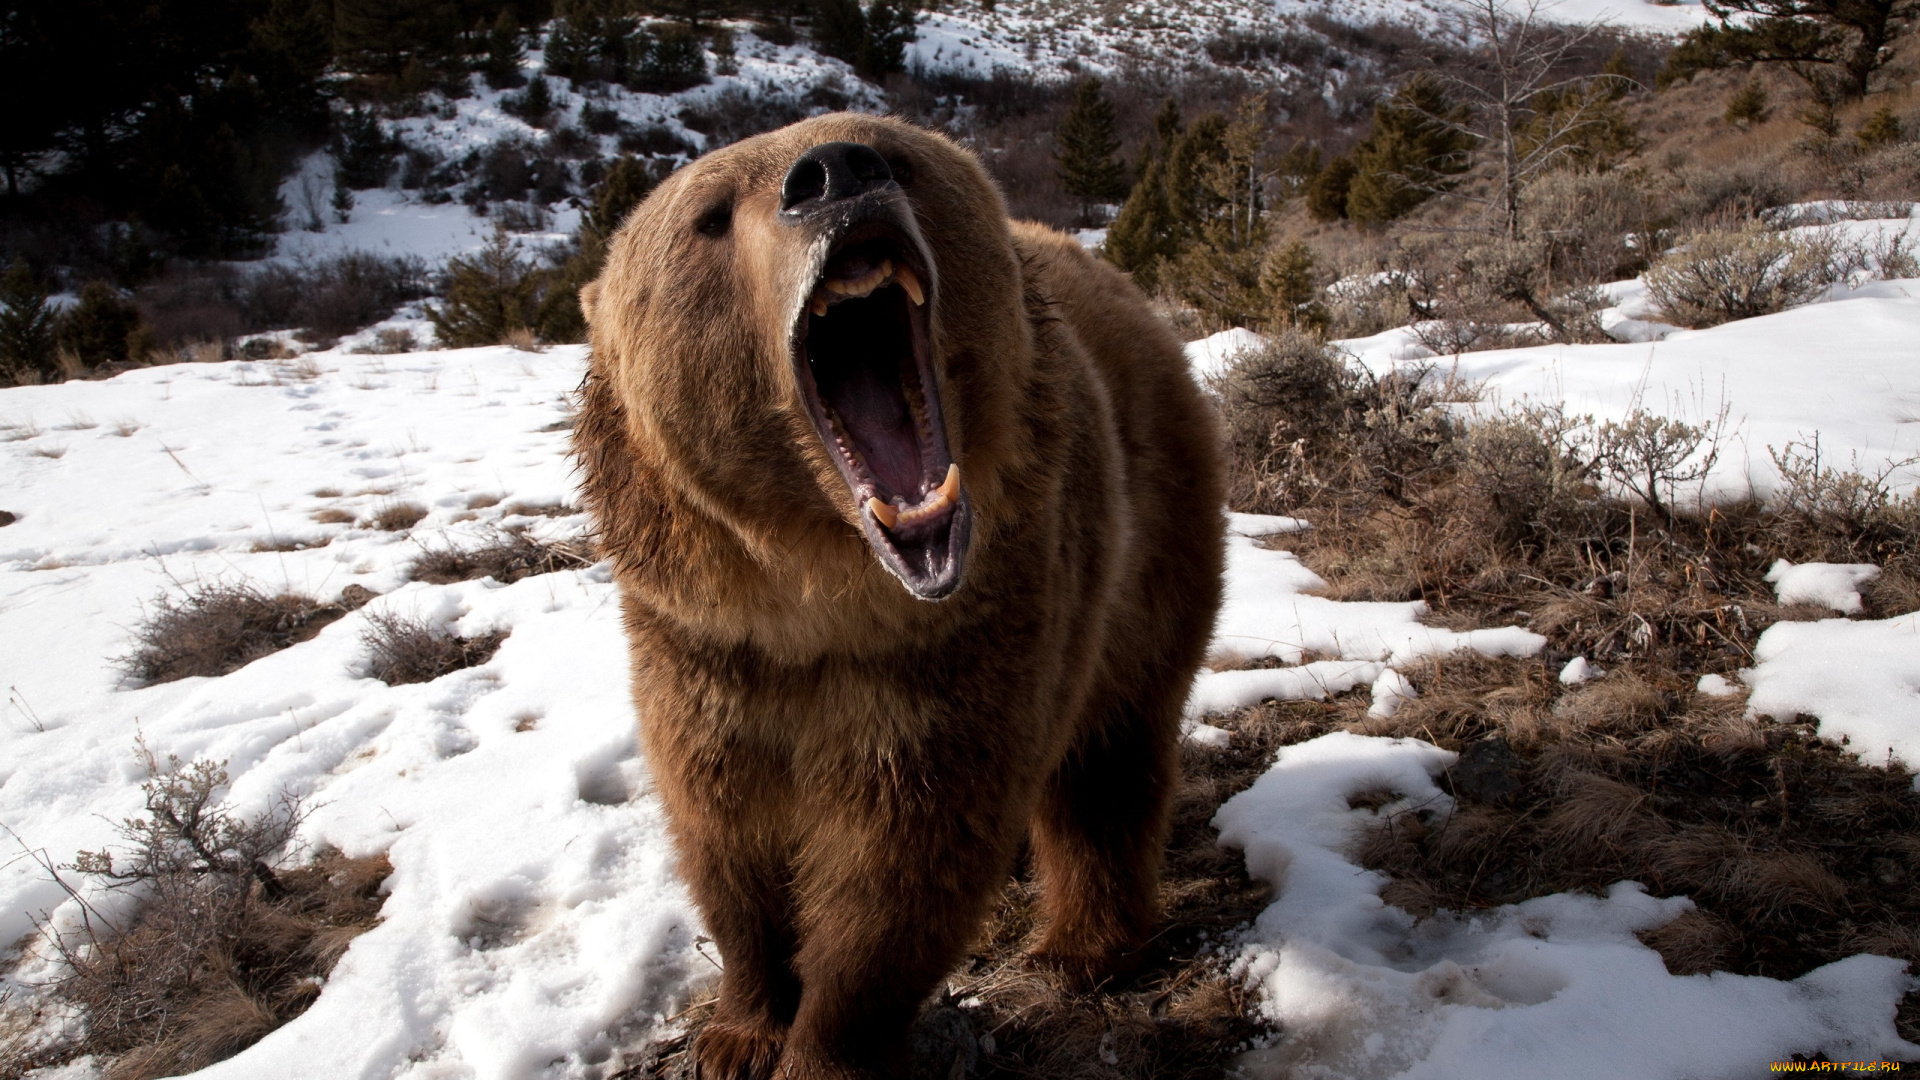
[937,462,959,502]
[866,497,899,529]
[824,259,892,299]
[894,264,925,306]
[810,293,829,317]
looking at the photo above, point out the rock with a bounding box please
[339,584,378,610]
[912,1002,979,1080]
[1450,736,1524,805]
[0,510,14,526]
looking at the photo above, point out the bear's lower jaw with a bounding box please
[794,223,968,600]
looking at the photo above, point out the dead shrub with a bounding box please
[368,502,428,531]
[120,585,348,685]
[25,751,387,1079]
[310,508,355,525]
[409,527,595,585]
[360,612,506,685]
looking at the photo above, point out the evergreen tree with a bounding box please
[1055,77,1128,223]
[1103,98,1184,289]
[1305,155,1356,221]
[428,228,543,347]
[633,24,710,92]
[1857,105,1903,148]
[1344,78,1473,227]
[0,259,58,381]
[1660,0,1917,101]
[56,281,142,368]
[814,0,868,65]
[859,0,918,78]
[334,108,398,189]
[1725,79,1770,127]
[537,156,661,341]
[1260,239,1328,333]
[484,11,527,89]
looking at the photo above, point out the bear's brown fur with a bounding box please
[573,114,1224,1079]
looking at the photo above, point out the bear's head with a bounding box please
[583,114,1032,603]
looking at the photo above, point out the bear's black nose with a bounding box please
[780,142,894,215]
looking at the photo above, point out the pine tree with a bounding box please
[1261,239,1327,332]
[859,0,918,78]
[0,258,57,380]
[1305,156,1356,221]
[814,0,867,65]
[1857,105,1902,148]
[537,156,662,342]
[1056,77,1128,224]
[1725,79,1770,127]
[1660,0,1917,101]
[427,228,542,347]
[1344,78,1473,227]
[484,11,527,90]
[1601,47,1636,99]
[56,282,142,368]
[1102,98,1184,289]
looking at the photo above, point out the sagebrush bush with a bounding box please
[1209,331,1458,514]
[360,612,505,685]
[1642,225,1828,326]
[121,585,348,685]
[28,750,388,1080]
[409,527,595,585]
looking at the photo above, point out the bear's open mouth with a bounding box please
[794,221,969,600]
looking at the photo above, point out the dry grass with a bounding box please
[409,527,595,586]
[120,585,351,685]
[360,612,506,685]
[368,502,428,531]
[310,507,356,524]
[500,501,579,519]
[2,754,390,1080]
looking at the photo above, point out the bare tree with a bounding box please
[1415,0,1636,240]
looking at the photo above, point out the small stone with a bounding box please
[339,584,378,610]
[1451,736,1524,805]
[0,510,14,526]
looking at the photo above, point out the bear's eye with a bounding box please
[695,203,733,237]
[886,156,915,187]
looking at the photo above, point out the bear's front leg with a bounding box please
[772,787,1022,1079]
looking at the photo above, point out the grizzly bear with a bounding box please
[573,113,1224,1078]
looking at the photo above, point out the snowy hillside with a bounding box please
[2,317,1915,1075]
[269,0,1712,275]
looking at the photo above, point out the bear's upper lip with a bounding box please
[791,206,969,601]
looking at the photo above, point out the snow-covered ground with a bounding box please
[3,323,1914,1075]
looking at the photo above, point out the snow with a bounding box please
[1743,613,1920,785]
[1558,655,1599,684]
[1766,559,1881,614]
[0,346,706,1078]
[1696,672,1740,697]
[1184,327,1268,382]
[1213,731,1920,1078]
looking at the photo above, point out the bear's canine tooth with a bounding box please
[810,293,829,317]
[936,463,959,502]
[867,497,899,529]
[894,264,925,306]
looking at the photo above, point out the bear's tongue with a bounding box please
[816,356,923,497]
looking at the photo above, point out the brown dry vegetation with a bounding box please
[0,756,389,1080]
[360,611,507,685]
[120,584,373,685]
[409,527,596,585]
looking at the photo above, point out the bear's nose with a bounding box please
[780,142,894,216]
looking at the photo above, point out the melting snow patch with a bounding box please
[1744,613,1920,785]
[1765,558,1881,614]
[1696,673,1740,697]
[1213,731,1920,1079]
[1557,656,1599,685]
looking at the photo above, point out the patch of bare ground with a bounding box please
[408,527,596,586]
[0,754,389,1080]
[120,583,375,685]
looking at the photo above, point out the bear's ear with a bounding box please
[579,280,602,327]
